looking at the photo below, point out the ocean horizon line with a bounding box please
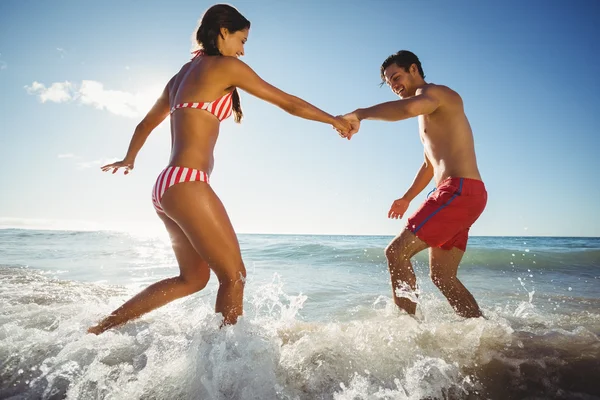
[0,226,598,239]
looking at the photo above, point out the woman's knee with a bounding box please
[215,258,246,286]
[182,266,211,293]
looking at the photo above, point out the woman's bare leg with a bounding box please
[88,213,211,335]
[159,181,246,325]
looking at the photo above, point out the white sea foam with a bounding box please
[2,266,599,399]
[1,231,600,398]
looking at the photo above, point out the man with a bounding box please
[341,50,487,318]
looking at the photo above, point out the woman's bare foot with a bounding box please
[87,315,117,335]
[87,324,104,335]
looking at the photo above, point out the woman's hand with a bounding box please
[332,116,353,139]
[101,159,134,175]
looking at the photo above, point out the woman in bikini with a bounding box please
[88,4,351,334]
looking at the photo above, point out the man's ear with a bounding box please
[410,63,418,76]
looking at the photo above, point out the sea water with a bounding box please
[1,229,599,399]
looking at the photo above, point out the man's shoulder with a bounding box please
[420,84,459,97]
[420,84,462,108]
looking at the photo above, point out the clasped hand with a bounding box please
[333,111,360,139]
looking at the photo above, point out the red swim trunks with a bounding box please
[406,177,487,251]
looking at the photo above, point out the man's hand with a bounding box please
[342,112,360,137]
[333,111,361,139]
[332,116,352,139]
[388,197,410,219]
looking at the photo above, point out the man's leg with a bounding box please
[429,246,482,318]
[385,229,429,314]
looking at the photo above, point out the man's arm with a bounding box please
[388,153,434,219]
[403,153,434,201]
[355,86,441,122]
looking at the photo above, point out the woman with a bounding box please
[88,4,350,334]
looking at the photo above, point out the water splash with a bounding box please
[2,262,600,399]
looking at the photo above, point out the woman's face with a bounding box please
[218,28,248,58]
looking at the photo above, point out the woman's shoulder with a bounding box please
[214,56,255,79]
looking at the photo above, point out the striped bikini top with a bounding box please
[169,50,234,122]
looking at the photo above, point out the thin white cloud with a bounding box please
[25,81,74,103]
[0,53,6,70]
[76,158,113,169]
[79,80,146,118]
[57,153,115,170]
[25,80,161,118]
[56,47,66,58]
[57,153,76,159]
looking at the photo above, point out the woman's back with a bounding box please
[167,56,233,174]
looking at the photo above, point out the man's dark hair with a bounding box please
[380,50,425,85]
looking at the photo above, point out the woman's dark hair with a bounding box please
[196,4,250,123]
[380,50,425,86]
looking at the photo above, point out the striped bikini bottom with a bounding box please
[151,166,209,213]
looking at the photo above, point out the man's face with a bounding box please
[384,64,416,98]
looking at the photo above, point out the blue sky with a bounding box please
[1,0,599,236]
